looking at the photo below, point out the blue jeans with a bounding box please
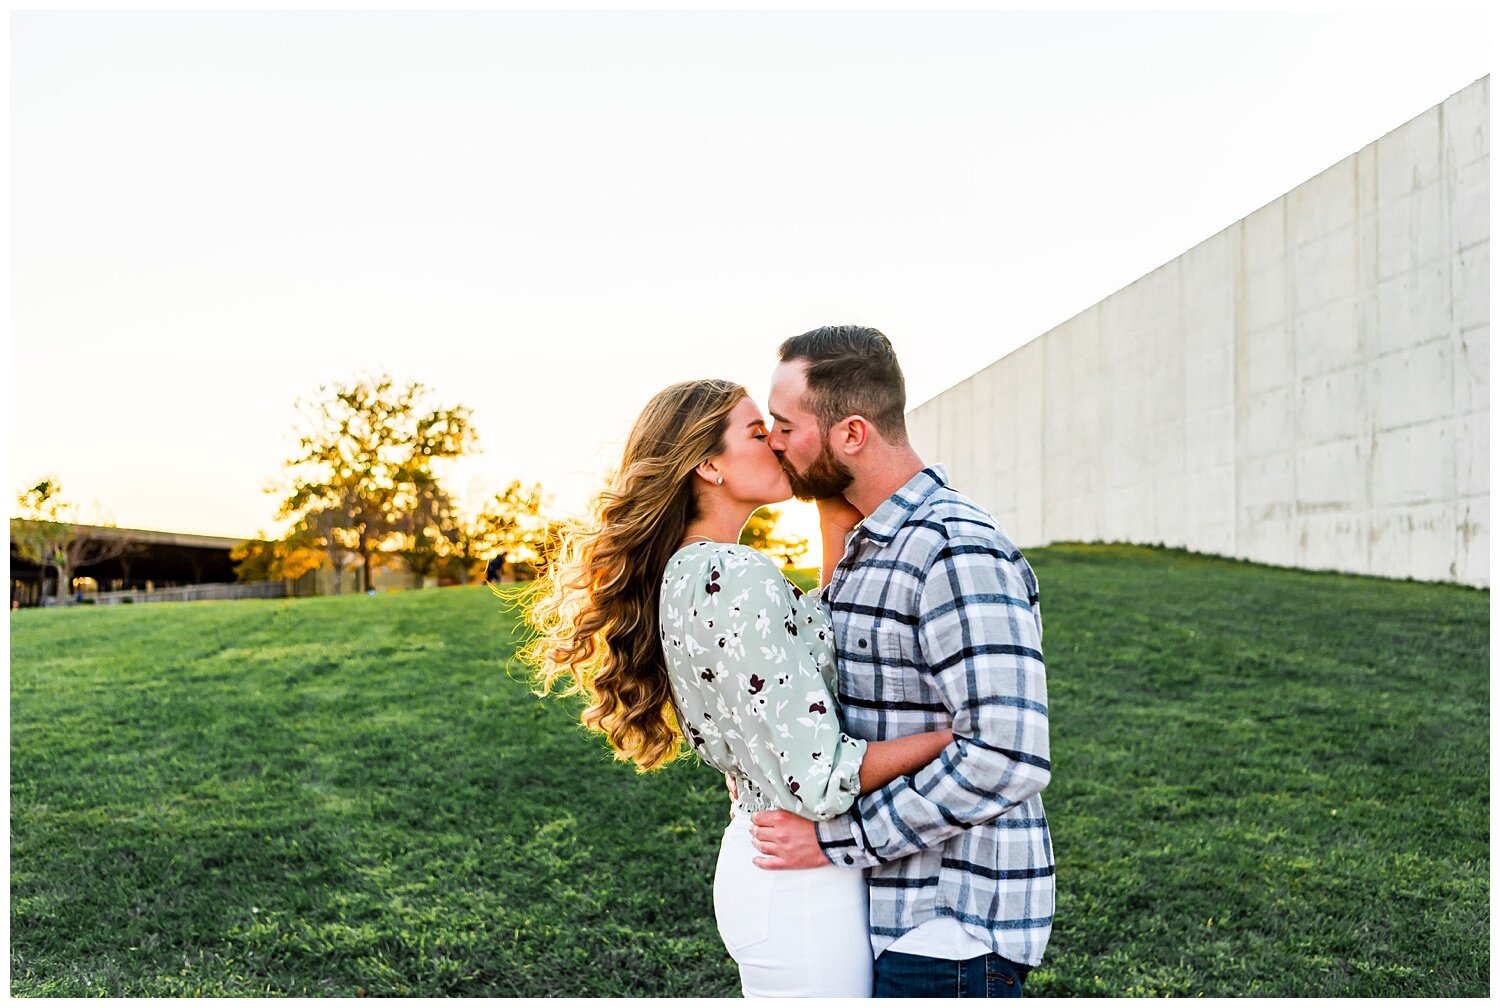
[874,949,1029,998]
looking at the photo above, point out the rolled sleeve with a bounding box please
[815,808,882,868]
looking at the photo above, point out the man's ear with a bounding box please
[834,416,870,456]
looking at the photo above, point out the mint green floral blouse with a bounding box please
[658,542,867,821]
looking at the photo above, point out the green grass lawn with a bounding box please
[9,545,1488,996]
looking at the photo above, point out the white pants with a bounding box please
[714,810,874,998]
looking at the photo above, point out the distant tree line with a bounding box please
[247,374,809,591]
[11,376,812,602]
[239,375,554,592]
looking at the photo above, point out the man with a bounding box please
[754,325,1053,998]
[484,553,505,585]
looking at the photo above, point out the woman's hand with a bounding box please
[816,493,864,533]
[817,494,865,587]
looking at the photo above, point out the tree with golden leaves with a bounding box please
[275,376,475,593]
[230,526,325,584]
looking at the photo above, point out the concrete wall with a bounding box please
[907,77,1488,587]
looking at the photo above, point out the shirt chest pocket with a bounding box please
[862,625,914,704]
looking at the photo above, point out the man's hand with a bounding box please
[749,809,830,869]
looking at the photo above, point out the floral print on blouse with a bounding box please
[658,542,867,821]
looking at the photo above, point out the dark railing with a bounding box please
[45,580,291,606]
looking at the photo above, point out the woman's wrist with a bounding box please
[819,519,858,543]
[815,495,863,529]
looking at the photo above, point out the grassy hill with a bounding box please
[9,544,1488,996]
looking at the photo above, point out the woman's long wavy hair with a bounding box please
[523,379,748,771]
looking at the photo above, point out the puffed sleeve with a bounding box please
[682,546,866,821]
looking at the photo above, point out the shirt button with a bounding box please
[843,854,854,864]
[858,638,868,648]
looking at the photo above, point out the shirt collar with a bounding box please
[855,464,948,544]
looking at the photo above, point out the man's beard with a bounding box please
[781,443,854,502]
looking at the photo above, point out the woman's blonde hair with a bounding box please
[522,379,748,770]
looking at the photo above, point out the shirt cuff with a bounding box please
[815,808,880,869]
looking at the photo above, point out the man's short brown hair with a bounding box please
[778,325,908,444]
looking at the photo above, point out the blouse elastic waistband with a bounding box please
[732,796,779,817]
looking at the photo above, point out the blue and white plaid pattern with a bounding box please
[813,466,1054,966]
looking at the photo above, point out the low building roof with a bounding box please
[9,521,247,550]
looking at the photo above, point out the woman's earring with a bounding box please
[716,476,724,485]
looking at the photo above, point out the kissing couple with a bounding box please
[526,325,1053,998]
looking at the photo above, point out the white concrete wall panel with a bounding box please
[908,77,1487,586]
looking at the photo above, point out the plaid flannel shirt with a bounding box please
[813,465,1054,966]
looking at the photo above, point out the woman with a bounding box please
[525,379,950,998]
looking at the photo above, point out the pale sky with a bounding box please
[8,9,1490,562]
